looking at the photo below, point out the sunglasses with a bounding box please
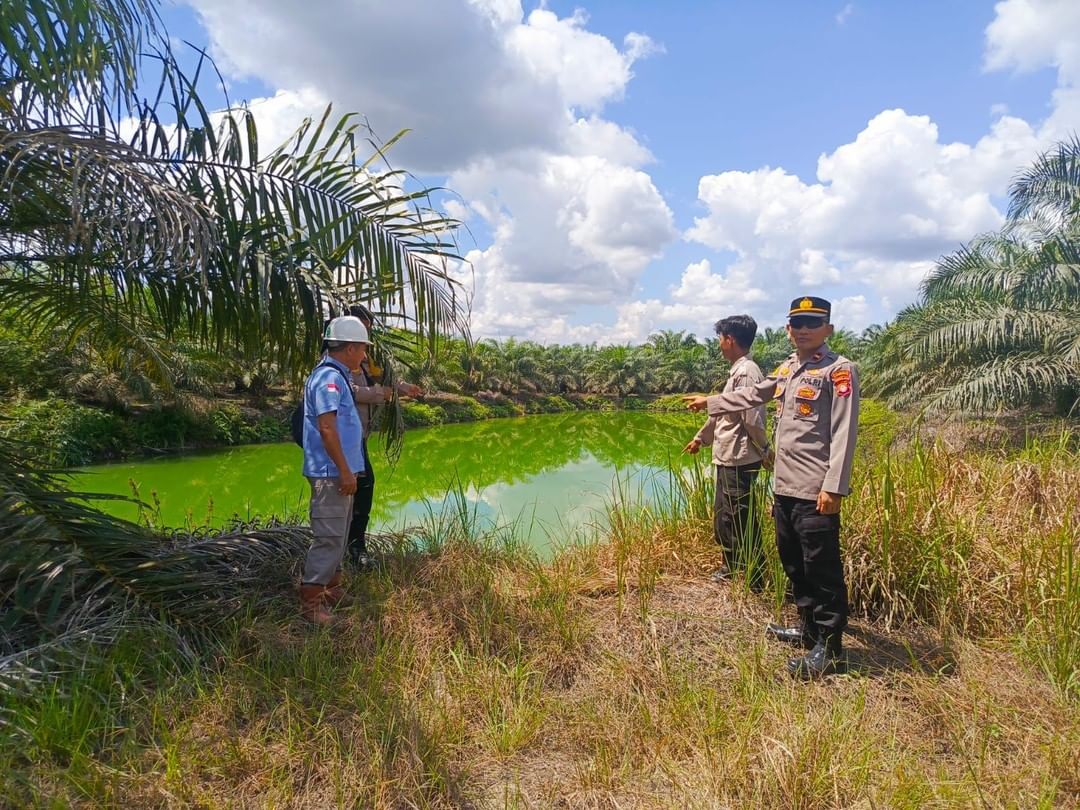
[789,316,828,329]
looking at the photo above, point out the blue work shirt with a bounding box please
[301,356,365,478]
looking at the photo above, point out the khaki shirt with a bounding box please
[705,343,859,500]
[693,355,769,466]
[350,360,410,437]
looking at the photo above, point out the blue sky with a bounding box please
[160,0,1078,343]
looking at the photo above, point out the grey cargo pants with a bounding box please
[302,476,355,585]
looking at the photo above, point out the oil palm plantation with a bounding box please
[1,0,463,687]
[863,138,1080,415]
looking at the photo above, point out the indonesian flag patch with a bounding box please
[326,382,339,393]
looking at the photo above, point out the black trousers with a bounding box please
[714,462,764,583]
[772,495,848,634]
[348,440,375,555]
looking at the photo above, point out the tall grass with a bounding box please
[842,432,1079,696]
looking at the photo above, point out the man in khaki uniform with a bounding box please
[685,296,858,679]
[343,304,423,570]
[683,315,771,587]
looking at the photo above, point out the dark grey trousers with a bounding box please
[714,462,764,584]
[772,494,849,633]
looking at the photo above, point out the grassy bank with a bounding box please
[2,427,1078,807]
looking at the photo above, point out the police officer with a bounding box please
[685,296,858,679]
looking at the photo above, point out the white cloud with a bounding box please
[684,106,1044,328]
[984,0,1080,140]
[183,0,673,342]
[836,4,855,26]
[184,0,658,172]
[984,0,1080,80]
[832,295,870,329]
[451,151,675,339]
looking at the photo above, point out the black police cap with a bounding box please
[788,296,831,320]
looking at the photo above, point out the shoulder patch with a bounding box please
[831,367,852,398]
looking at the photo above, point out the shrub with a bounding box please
[485,400,525,418]
[402,402,445,427]
[579,394,616,412]
[255,414,290,443]
[0,318,63,397]
[208,404,250,445]
[0,398,129,466]
[521,395,575,414]
[622,396,648,410]
[542,395,576,412]
[648,393,694,412]
[437,396,493,422]
[128,405,209,449]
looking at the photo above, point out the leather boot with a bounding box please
[765,609,817,649]
[299,583,333,626]
[324,571,345,607]
[787,631,846,680]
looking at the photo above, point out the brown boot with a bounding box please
[299,583,333,626]
[324,571,346,607]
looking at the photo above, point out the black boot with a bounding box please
[765,610,816,649]
[709,563,732,583]
[787,631,846,680]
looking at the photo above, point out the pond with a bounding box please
[70,411,708,549]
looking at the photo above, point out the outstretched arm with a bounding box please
[685,376,778,415]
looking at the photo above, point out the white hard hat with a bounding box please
[324,316,370,343]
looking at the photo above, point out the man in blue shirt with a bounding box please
[299,315,369,624]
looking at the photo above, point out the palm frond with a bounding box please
[1008,134,1080,222]
[0,0,159,123]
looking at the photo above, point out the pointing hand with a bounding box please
[683,395,708,412]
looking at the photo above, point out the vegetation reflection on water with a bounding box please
[71,412,705,549]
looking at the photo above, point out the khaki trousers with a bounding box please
[302,476,354,585]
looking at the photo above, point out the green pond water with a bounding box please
[70,412,706,548]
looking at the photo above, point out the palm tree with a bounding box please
[657,343,710,393]
[586,346,653,396]
[547,344,591,394]
[499,338,550,393]
[827,328,865,363]
[752,327,794,374]
[1,0,463,687]
[644,329,698,355]
[863,138,1080,415]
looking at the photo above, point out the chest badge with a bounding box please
[797,402,813,416]
[807,368,823,376]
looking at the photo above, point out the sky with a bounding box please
[157,0,1079,343]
